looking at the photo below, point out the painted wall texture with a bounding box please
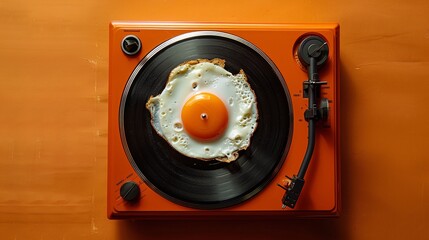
[0,0,428,239]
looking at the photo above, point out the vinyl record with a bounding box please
[120,31,293,209]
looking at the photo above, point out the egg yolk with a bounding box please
[181,92,228,141]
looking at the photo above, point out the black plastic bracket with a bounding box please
[281,176,305,208]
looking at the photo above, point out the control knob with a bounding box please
[120,181,140,202]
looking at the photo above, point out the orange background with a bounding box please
[0,0,428,239]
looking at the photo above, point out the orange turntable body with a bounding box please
[108,22,340,219]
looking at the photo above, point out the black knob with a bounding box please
[318,98,329,121]
[121,35,141,56]
[120,181,140,202]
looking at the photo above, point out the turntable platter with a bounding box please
[119,31,293,209]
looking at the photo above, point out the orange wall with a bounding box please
[0,0,428,239]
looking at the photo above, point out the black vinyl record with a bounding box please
[120,31,293,209]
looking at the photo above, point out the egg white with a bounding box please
[146,59,258,162]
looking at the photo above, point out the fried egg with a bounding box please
[146,59,258,162]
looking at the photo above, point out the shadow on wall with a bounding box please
[116,217,344,239]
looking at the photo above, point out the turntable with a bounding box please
[108,22,340,219]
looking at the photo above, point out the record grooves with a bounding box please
[120,32,293,209]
